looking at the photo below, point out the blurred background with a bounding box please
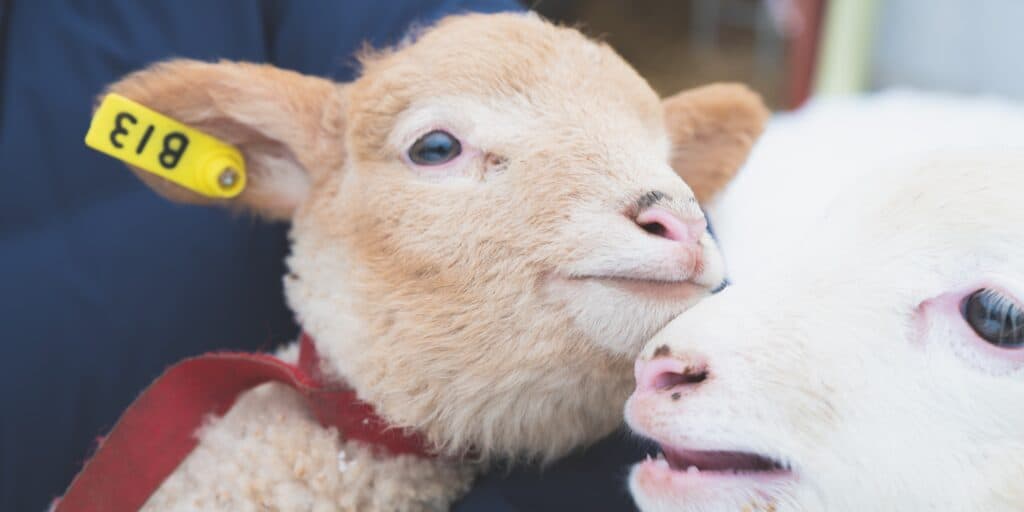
[535,0,1024,109]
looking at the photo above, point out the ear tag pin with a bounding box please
[85,93,246,198]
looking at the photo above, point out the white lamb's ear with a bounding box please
[105,59,346,219]
[662,83,769,204]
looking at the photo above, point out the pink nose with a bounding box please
[634,351,709,394]
[635,207,707,244]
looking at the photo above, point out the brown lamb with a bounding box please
[95,12,766,511]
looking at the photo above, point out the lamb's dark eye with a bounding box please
[962,288,1024,348]
[408,130,461,166]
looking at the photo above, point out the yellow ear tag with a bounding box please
[85,93,246,198]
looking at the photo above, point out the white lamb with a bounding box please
[626,93,1024,511]
[57,12,768,512]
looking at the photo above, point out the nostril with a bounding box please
[635,356,710,393]
[651,367,708,390]
[640,220,668,238]
[635,207,706,244]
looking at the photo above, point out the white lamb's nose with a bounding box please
[634,206,707,245]
[634,349,709,395]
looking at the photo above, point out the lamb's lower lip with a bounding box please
[575,275,707,300]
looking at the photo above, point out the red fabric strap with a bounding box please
[55,333,430,512]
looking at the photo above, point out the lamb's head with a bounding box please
[108,12,766,461]
[626,153,1024,511]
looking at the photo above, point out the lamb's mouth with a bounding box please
[656,446,790,476]
[632,444,796,507]
[573,275,709,300]
[634,443,795,490]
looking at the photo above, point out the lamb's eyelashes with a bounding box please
[961,288,1024,348]
[918,279,1024,374]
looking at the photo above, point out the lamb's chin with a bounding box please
[421,357,635,463]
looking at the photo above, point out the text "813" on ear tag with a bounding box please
[85,93,246,198]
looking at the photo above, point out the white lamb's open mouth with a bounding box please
[656,446,790,475]
[632,443,796,499]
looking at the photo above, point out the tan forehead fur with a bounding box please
[347,13,663,162]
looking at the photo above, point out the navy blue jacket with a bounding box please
[0,2,646,510]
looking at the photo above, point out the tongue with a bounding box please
[662,447,779,472]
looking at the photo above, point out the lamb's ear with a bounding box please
[663,83,769,204]
[106,59,346,219]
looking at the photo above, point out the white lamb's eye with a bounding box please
[962,289,1024,348]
